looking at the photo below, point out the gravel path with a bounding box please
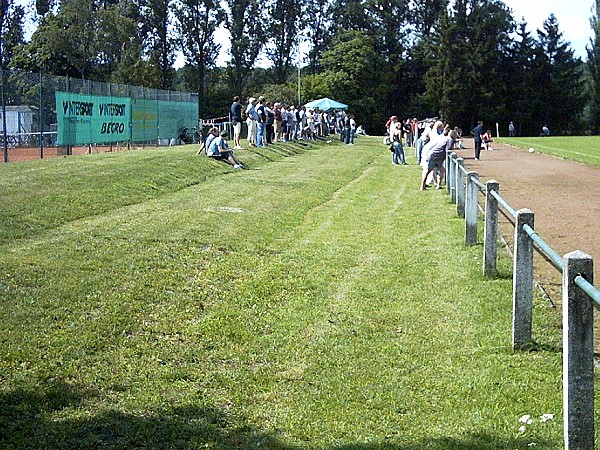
[453,139,600,303]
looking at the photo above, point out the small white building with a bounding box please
[1,105,36,134]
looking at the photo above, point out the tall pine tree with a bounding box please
[424,0,513,129]
[536,14,584,135]
[587,0,600,134]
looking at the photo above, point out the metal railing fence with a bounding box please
[446,150,600,449]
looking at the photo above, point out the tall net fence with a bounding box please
[0,68,199,163]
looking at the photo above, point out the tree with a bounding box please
[408,0,447,38]
[365,0,410,121]
[367,0,409,60]
[329,0,372,33]
[504,19,539,136]
[94,3,144,82]
[536,14,584,134]
[320,30,387,130]
[142,0,175,89]
[265,0,303,84]
[587,0,600,134]
[304,0,334,75]
[0,0,25,67]
[224,0,266,95]
[172,0,222,116]
[424,0,514,129]
[12,0,97,79]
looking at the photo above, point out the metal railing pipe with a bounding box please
[522,223,564,272]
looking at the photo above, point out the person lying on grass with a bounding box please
[206,131,245,169]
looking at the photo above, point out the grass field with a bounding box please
[0,137,590,448]
[499,136,600,168]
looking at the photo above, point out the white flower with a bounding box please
[527,443,537,447]
[519,415,533,425]
[540,413,554,423]
[518,425,527,433]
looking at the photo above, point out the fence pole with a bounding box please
[449,152,457,202]
[445,152,454,194]
[512,208,534,350]
[484,180,499,276]
[465,171,479,245]
[1,66,7,163]
[563,251,594,450]
[456,158,465,218]
[39,71,46,159]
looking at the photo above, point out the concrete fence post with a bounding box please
[512,208,534,350]
[465,172,479,245]
[456,158,465,218]
[483,180,499,276]
[449,153,457,203]
[563,251,594,450]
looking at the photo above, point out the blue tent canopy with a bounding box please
[304,97,348,111]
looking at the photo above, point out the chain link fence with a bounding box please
[0,68,199,163]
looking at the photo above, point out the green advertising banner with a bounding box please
[131,98,158,142]
[56,92,131,145]
[131,100,198,142]
[157,100,198,140]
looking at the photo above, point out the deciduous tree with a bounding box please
[0,0,25,67]
[265,0,303,84]
[224,0,266,95]
[172,0,222,116]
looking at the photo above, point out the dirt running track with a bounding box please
[453,140,600,314]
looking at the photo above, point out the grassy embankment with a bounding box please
[0,137,581,448]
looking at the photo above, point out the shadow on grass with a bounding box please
[0,381,551,449]
[0,380,293,449]
[519,339,562,354]
[331,433,553,449]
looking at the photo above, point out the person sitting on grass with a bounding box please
[206,131,245,169]
[197,127,219,155]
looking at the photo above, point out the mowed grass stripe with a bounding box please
[233,148,564,447]
[0,139,572,448]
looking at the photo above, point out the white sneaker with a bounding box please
[233,164,242,169]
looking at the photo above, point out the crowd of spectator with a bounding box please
[243,96,358,147]
[201,96,480,187]
[386,115,466,190]
[196,95,365,170]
